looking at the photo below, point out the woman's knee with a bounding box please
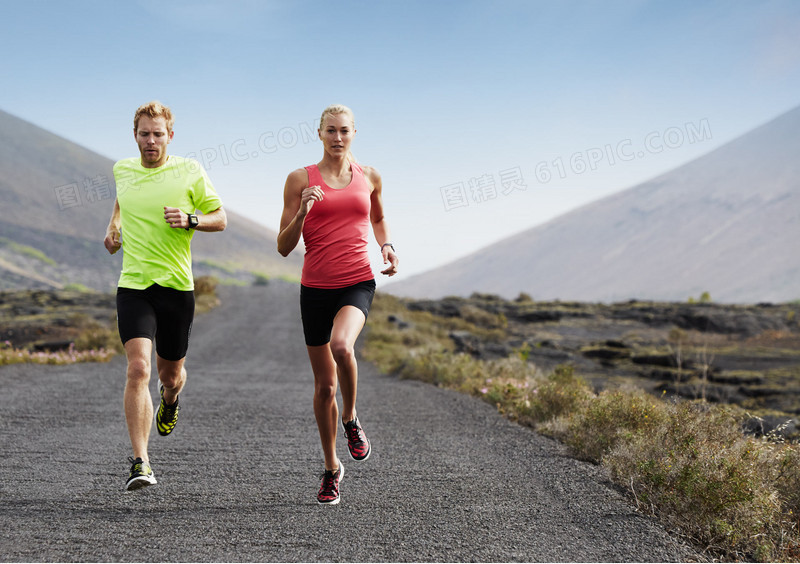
[314,380,338,402]
[330,338,354,365]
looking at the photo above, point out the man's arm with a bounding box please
[104,198,122,254]
[163,206,227,232]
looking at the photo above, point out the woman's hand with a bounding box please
[299,185,324,217]
[381,245,399,276]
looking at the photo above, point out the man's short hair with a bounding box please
[134,101,174,133]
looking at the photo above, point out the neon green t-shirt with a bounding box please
[113,156,222,291]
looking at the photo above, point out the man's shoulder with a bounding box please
[165,156,208,177]
[113,157,140,170]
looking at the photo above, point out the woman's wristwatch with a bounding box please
[381,242,395,252]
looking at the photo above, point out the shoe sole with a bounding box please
[317,464,344,505]
[125,474,157,492]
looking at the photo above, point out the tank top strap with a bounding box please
[305,162,363,190]
[305,164,323,187]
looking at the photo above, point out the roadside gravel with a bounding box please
[0,281,702,562]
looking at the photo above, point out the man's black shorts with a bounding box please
[116,284,195,361]
[300,279,376,347]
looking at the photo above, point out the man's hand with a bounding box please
[104,228,121,254]
[164,206,188,229]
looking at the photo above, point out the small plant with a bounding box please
[516,342,531,362]
[194,275,220,313]
[515,292,534,303]
[252,273,270,286]
[0,340,114,366]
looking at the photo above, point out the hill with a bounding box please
[0,109,301,291]
[387,106,800,303]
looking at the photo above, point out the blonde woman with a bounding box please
[278,104,399,504]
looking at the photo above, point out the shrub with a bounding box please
[565,387,669,463]
[604,401,800,561]
[519,364,592,426]
[194,275,220,313]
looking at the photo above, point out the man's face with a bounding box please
[135,115,173,168]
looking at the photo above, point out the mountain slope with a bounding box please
[0,109,301,291]
[387,106,800,303]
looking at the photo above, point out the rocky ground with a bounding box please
[0,289,117,350]
[406,294,800,436]
[4,287,799,434]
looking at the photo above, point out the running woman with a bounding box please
[104,101,227,491]
[277,104,399,505]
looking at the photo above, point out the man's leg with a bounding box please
[123,337,154,462]
[157,354,186,405]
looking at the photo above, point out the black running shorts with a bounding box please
[116,284,195,361]
[300,279,376,347]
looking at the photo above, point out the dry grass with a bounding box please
[364,292,800,562]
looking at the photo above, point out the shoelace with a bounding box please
[345,423,363,443]
[319,470,339,496]
[160,400,178,418]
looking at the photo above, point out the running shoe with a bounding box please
[343,417,371,461]
[317,464,344,505]
[156,385,180,436]
[125,457,157,491]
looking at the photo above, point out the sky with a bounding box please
[1,0,799,287]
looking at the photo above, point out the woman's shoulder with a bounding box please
[285,167,310,189]
[358,163,381,184]
[288,166,312,179]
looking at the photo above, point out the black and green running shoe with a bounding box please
[125,457,156,491]
[156,385,180,436]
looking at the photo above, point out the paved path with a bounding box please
[0,282,701,562]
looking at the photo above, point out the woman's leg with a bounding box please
[330,305,367,424]
[306,344,340,472]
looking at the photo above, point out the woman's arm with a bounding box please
[365,166,399,276]
[277,168,324,257]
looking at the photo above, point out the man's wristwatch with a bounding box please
[186,214,199,230]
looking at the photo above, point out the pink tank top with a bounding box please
[301,162,374,288]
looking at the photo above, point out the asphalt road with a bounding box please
[0,281,701,562]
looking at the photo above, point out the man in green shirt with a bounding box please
[104,101,227,491]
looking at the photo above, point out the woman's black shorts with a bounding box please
[300,279,376,346]
[116,284,195,361]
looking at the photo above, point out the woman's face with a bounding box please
[319,112,355,157]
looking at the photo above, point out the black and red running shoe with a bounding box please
[343,417,371,461]
[317,464,344,505]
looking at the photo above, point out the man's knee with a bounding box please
[126,357,151,383]
[158,362,185,389]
